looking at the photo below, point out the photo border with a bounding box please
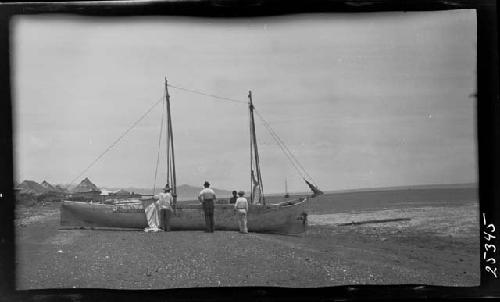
[0,0,497,301]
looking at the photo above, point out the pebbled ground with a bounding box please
[15,202,479,289]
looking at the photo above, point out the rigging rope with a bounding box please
[254,109,318,185]
[256,113,307,182]
[166,83,319,187]
[167,83,247,104]
[68,94,165,186]
[66,82,320,193]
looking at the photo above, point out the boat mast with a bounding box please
[284,178,289,198]
[248,91,265,205]
[165,78,177,209]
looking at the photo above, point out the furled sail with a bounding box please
[251,170,262,204]
[305,179,323,197]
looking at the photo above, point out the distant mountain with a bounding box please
[177,184,232,201]
[323,183,478,195]
[104,184,232,201]
[72,177,100,193]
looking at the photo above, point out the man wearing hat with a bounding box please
[157,184,173,231]
[234,191,249,234]
[198,181,216,232]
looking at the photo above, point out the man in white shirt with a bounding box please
[234,190,249,234]
[157,184,173,231]
[198,181,216,232]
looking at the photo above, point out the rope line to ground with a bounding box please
[68,93,165,186]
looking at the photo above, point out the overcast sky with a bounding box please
[13,10,477,194]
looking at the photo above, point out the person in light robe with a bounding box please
[144,198,160,232]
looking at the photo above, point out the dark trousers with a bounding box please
[160,208,172,231]
[202,200,215,232]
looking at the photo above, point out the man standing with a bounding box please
[229,190,238,204]
[157,184,173,231]
[198,181,216,232]
[234,191,249,234]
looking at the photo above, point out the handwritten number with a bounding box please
[482,213,495,232]
[484,232,496,241]
[486,266,498,278]
[482,215,497,278]
[487,224,496,233]
[485,244,496,253]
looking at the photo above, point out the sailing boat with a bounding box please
[60,80,311,234]
[284,178,290,199]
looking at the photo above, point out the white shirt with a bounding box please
[198,188,216,202]
[234,197,248,212]
[157,192,173,209]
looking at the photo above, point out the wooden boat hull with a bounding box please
[60,198,309,234]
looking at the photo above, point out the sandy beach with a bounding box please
[15,190,479,290]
